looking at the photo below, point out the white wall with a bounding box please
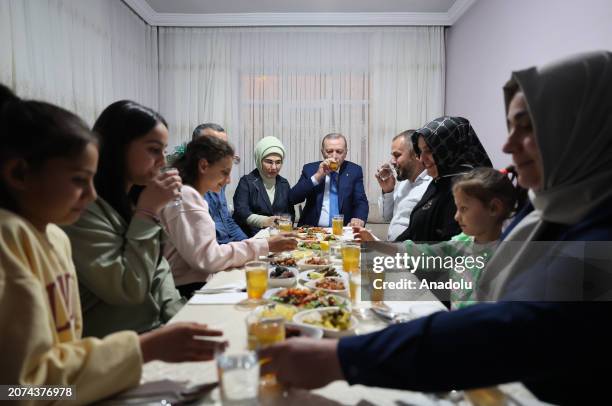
[445,0,612,168]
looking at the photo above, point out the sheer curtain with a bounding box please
[0,0,158,125]
[158,26,445,199]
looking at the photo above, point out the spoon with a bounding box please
[370,305,413,324]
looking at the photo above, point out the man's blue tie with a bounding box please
[329,172,339,226]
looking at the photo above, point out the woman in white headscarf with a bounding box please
[254,51,612,405]
[233,136,295,237]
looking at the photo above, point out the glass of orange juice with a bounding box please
[240,261,269,307]
[246,312,285,351]
[329,159,339,171]
[332,214,344,236]
[320,240,330,252]
[341,242,360,273]
[246,307,285,389]
[278,214,293,233]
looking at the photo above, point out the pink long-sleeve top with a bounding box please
[160,185,269,286]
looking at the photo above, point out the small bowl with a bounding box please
[268,267,298,288]
[292,307,357,338]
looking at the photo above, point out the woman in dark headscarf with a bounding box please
[395,116,492,242]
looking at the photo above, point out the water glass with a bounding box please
[160,166,182,207]
[216,351,259,405]
[378,162,396,181]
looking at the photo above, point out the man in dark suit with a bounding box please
[291,133,368,227]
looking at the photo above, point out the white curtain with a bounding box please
[0,0,158,125]
[158,26,445,200]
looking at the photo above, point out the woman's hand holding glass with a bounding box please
[267,234,298,252]
[262,215,282,228]
[136,168,183,215]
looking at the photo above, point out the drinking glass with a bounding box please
[349,271,361,305]
[216,351,259,405]
[238,261,269,307]
[378,162,396,182]
[329,159,339,172]
[160,166,182,207]
[341,242,360,274]
[246,311,285,351]
[246,307,286,390]
[277,214,292,233]
[319,240,330,253]
[332,214,344,236]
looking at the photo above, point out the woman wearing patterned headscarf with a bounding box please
[395,116,492,242]
[233,136,295,237]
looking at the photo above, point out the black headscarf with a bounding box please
[411,116,492,177]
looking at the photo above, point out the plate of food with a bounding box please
[255,302,299,321]
[290,250,313,260]
[297,240,322,251]
[305,276,348,297]
[265,287,350,309]
[297,256,332,270]
[268,254,298,267]
[268,265,298,288]
[298,267,345,284]
[295,226,328,234]
[292,307,357,337]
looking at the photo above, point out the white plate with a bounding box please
[305,277,349,297]
[268,266,298,288]
[289,250,313,260]
[297,269,347,285]
[285,322,324,339]
[297,257,333,271]
[265,288,351,309]
[292,307,357,338]
[297,241,323,251]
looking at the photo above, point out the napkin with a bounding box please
[189,291,248,305]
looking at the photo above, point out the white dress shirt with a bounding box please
[378,170,432,240]
[311,174,334,227]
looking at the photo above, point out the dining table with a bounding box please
[108,227,551,406]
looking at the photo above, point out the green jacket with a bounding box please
[63,198,185,337]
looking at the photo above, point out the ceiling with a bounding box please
[144,0,457,14]
[124,0,476,26]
